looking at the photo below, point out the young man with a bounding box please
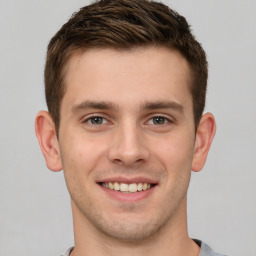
[35,0,226,255]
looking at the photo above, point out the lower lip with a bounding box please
[99,184,156,202]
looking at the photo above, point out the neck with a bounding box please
[70,197,200,256]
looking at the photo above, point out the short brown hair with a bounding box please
[45,0,208,131]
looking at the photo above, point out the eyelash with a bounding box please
[83,115,109,125]
[147,115,172,125]
[82,114,173,127]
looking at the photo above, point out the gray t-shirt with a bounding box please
[60,240,227,256]
[194,239,228,256]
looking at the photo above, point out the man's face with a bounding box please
[58,47,196,241]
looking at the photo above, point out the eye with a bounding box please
[86,116,108,125]
[149,116,169,125]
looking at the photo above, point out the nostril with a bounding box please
[112,158,124,165]
[112,157,145,167]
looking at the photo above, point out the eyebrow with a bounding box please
[141,100,184,113]
[72,100,118,113]
[71,100,184,113]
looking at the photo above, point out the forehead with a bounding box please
[63,47,192,111]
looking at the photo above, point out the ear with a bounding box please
[192,112,216,172]
[35,110,63,172]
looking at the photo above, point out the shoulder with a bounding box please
[60,242,229,256]
[59,247,74,256]
[193,239,228,256]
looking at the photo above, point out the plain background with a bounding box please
[0,0,255,255]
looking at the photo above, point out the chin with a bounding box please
[85,209,170,242]
[99,219,163,242]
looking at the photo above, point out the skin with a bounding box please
[35,47,216,256]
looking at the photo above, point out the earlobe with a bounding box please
[35,110,63,172]
[192,113,216,172]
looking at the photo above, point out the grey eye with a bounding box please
[152,116,167,125]
[90,116,104,125]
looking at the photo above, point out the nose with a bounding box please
[107,121,150,167]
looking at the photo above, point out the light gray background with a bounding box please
[0,0,255,255]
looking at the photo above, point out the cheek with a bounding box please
[59,136,97,200]
[59,133,108,177]
[152,132,195,170]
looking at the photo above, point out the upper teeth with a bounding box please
[101,182,151,193]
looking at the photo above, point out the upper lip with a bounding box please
[97,176,158,185]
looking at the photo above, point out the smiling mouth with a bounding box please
[100,182,155,193]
